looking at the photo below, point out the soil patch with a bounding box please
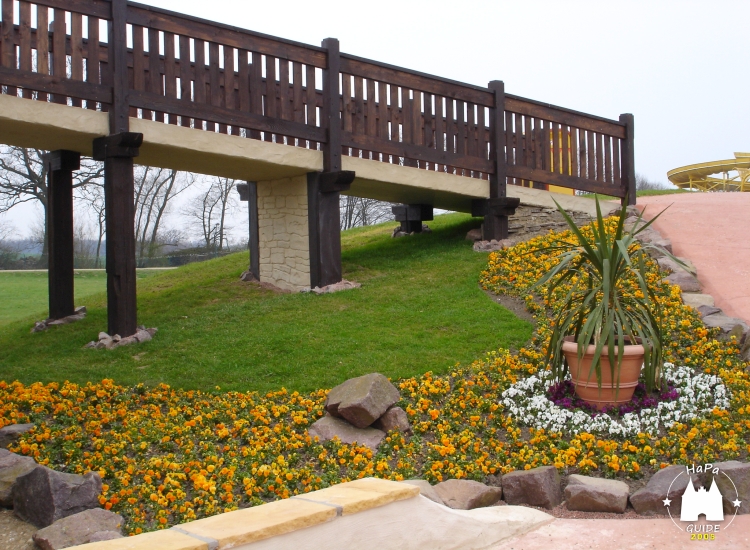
[484,289,536,325]
[0,509,36,550]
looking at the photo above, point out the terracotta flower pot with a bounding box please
[561,336,645,410]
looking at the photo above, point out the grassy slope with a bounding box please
[0,214,533,393]
[0,270,160,326]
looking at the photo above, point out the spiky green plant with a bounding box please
[533,197,678,394]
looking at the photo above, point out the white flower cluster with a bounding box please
[500,363,731,438]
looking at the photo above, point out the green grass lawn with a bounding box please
[0,270,161,326]
[0,214,533,393]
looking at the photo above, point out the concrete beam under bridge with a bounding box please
[0,94,600,217]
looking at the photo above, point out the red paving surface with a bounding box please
[635,193,750,323]
[495,514,750,549]
[497,192,750,550]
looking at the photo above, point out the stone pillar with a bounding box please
[43,150,80,320]
[256,175,311,291]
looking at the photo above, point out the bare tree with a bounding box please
[183,177,237,251]
[76,183,106,268]
[0,220,18,268]
[340,195,393,230]
[0,146,103,262]
[133,166,191,262]
[636,173,669,191]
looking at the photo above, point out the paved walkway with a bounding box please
[635,193,750,323]
[498,192,750,549]
[495,514,750,549]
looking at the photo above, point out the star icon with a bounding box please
[733,499,742,508]
[663,498,672,507]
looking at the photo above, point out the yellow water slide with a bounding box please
[667,152,750,191]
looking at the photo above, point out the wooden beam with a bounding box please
[93,132,143,337]
[307,171,351,288]
[236,182,259,280]
[43,150,80,320]
[619,113,636,206]
[488,81,506,199]
[321,38,341,173]
[110,0,129,133]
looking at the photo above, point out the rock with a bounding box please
[400,480,444,505]
[32,508,124,550]
[239,270,258,282]
[134,330,152,343]
[564,474,629,513]
[0,450,38,506]
[608,205,639,218]
[307,415,386,451]
[740,338,750,362]
[310,279,361,295]
[502,466,562,509]
[433,479,502,510]
[12,467,102,528]
[697,305,722,318]
[325,373,400,429]
[372,406,411,433]
[31,321,48,333]
[0,423,34,449]
[665,271,701,293]
[75,306,86,315]
[421,224,432,233]
[682,293,715,308]
[473,239,516,252]
[630,465,700,516]
[727,324,745,342]
[466,228,482,241]
[697,461,750,515]
[702,314,749,334]
[657,257,697,277]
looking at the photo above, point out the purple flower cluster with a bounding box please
[547,379,679,418]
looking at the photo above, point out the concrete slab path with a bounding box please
[494,514,750,549]
[635,193,750,324]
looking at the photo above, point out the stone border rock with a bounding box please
[31,307,87,333]
[83,327,157,350]
[302,279,362,295]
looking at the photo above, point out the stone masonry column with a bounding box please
[256,175,311,291]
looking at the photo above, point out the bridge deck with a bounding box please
[0,93,599,216]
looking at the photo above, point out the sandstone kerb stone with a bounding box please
[502,466,562,509]
[0,449,38,506]
[32,508,124,550]
[399,480,444,505]
[372,406,411,433]
[630,464,700,516]
[696,461,750,515]
[307,415,385,451]
[433,479,502,510]
[325,373,400,429]
[564,474,629,513]
[0,423,34,449]
[608,205,639,218]
[12,467,102,527]
[665,271,701,293]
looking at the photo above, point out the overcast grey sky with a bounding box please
[2,0,748,235]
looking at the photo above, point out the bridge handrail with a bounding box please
[0,0,634,200]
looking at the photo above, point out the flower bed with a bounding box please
[1,218,749,534]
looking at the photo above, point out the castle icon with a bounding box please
[680,478,724,521]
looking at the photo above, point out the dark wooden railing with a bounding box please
[0,0,634,201]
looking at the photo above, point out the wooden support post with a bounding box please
[321,38,342,173]
[308,171,354,288]
[93,133,143,337]
[619,113,636,206]
[109,0,129,135]
[392,204,433,233]
[236,182,259,280]
[472,197,520,241]
[484,80,511,240]
[43,150,80,320]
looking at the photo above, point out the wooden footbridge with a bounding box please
[0,0,635,337]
